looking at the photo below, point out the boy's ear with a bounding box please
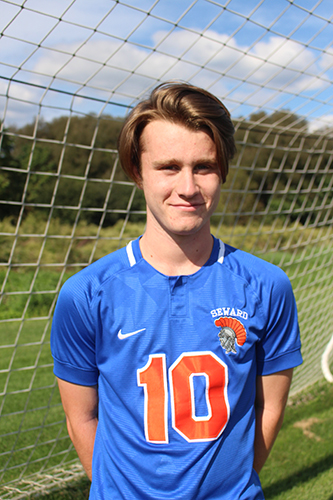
[133,166,143,189]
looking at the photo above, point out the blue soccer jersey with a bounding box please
[51,236,302,500]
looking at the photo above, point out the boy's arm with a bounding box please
[57,378,98,481]
[253,368,293,474]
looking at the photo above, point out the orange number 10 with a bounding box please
[137,351,229,443]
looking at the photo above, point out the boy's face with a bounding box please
[138,119,221,240]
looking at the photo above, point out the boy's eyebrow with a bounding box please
[151,158,178,167]
[151,157,219,168]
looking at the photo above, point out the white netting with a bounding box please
[1,0,333,497]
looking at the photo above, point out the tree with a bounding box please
[0,128,23,220]
[2,110,331,228]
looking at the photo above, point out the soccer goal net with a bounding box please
[0,0,332,497]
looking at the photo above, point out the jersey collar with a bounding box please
[126,236,225,270]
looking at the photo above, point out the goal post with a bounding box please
[0,0,333,497]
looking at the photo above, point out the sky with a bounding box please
[0,0,333,130]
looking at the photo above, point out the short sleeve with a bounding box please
[51,274,99,386]
[256,269,302,376]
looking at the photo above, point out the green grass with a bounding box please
[30,381,333,500]
[261,381,333,500]
[0,319,77,487]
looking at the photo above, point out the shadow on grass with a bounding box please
[263,453,333,499]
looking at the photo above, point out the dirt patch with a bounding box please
[293,417,322,441]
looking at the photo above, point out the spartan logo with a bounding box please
[214,317,247,354]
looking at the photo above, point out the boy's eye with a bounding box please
[195,164,216,172]
[161,165,178,171]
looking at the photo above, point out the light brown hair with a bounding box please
[117,82,236,184]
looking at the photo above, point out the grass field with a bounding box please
[262,381,333,500]
[30,380,333,500]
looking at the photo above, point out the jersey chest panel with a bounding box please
[94,259,262,434]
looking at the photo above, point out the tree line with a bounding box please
[1,111,332,227]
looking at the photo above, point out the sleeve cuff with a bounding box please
[53,357,99,386]
[257,348,303,376]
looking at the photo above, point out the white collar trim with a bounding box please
[126,240,136,267]
[217,239,225,264]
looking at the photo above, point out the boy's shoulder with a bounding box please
[61,243,131,296]
[222,242,292,294]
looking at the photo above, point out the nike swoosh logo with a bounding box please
[117,328,146,340]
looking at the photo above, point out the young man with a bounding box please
[51,83,302,499]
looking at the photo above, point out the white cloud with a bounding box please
[37,30,327,96]
[307,114,333,133]
[318,48,333,74]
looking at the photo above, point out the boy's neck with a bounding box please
[139,225,214,276]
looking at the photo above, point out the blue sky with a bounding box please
[0,0,332,130]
